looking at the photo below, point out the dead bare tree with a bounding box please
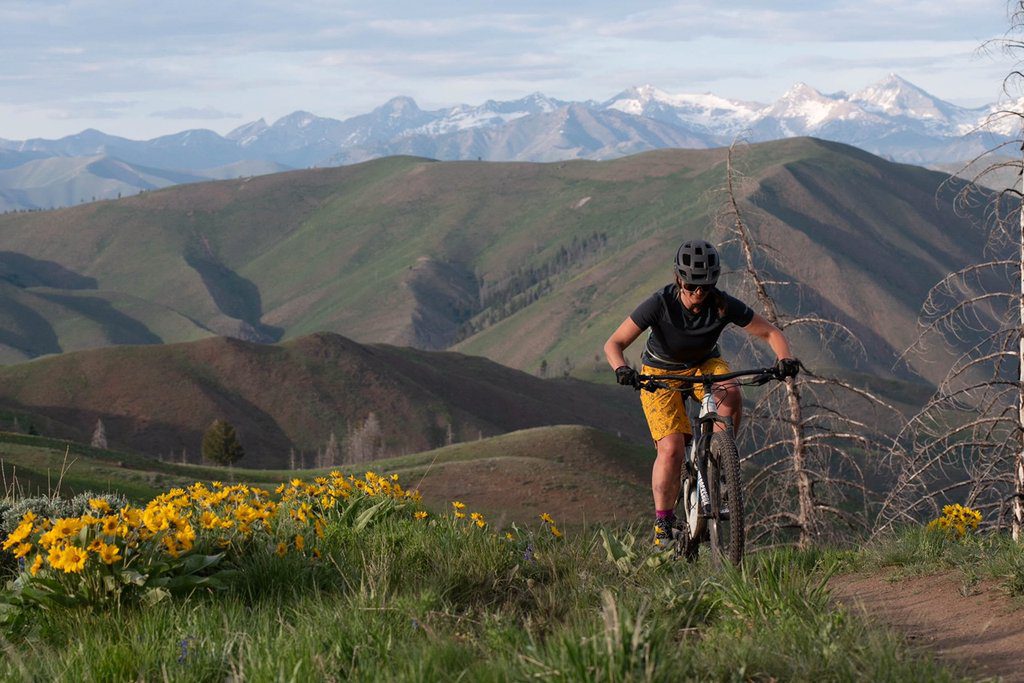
[720,142,898,548]
[344,412,384,464]
[90,418,108,449]
[877,3,1024,540]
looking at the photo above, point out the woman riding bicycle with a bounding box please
[603,239,800,545]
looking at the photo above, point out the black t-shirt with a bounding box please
[629,284,754,369]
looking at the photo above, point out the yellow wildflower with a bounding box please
[2,520,33,550]
[540,513,555,524]
[162,536,181,558]
[549,525,563,538]
[452,501,466,510]
[275,542,287,557]
[142,507,169,533]
[59,546,88,573]
[88,498,111,513]
[29,554,43,576]
[47,545,64,569]
[414,511,428,520]
[294,534,305,551]
[121,507,143,528]
[98,543,121,565]
[52,517,84,539]
[200,511,220,530]
[13,542,32,559]
[100,516,120,536]
[175,525,196,551]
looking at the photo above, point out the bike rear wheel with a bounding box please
[707,431,744,566]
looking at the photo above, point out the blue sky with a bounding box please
[0,0,1015,140]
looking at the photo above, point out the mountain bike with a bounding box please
[636,367,783,566]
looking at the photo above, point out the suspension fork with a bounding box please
[692,388,732,516]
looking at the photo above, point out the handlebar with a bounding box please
[635,367,782,393]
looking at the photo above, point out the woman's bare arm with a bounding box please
[742,313,793,360]
[604,317,644,370]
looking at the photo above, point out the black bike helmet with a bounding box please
[674,240,720,286]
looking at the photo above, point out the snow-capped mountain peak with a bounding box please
[377,96,421,116]
[517,91,560,112]
[273,111,322,130]
[851,73,955,121]
[602,85,763,135]
[226,118,268,145]
[764,82,860,131]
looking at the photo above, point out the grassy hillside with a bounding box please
[0,425,650,526]
[0,139,987,391]
[0,471,976,681]
[364,425,652,526]
[0,333,651,467]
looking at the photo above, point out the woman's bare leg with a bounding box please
[652,433,689,510]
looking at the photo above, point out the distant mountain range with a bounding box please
[0,74,1018,211]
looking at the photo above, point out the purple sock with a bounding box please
[655,509,675,521]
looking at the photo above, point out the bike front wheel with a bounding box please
[676,469,701,562]
[707,431,744,566]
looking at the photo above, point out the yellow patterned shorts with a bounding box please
[639,358,732,442]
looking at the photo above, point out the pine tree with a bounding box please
[201,419,245,466]
[91,418,108,449]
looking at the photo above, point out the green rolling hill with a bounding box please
[0,332,650,467]
[0,138,987,388]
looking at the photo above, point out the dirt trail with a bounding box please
[831,572,1024,682]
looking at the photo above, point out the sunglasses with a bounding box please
[681,283,710,293]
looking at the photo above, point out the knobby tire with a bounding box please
[707,431,744,566]
[675,463,701,562]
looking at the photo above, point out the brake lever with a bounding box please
[638,379,669,392]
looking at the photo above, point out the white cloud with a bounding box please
[49,100,137,120]
[592,0,1004,42]
[150,107,242,120]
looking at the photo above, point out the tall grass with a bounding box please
[0,511,966,682]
